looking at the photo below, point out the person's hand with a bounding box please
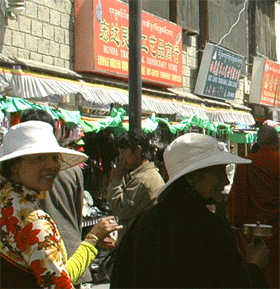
[97,237,116,250]
[246,237,270,268]
[110,157,126,181]
[85,216,123,247]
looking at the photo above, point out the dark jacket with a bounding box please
[110,179,268,288]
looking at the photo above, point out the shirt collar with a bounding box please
[0,176,46,201]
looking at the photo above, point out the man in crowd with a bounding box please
[110,133,269,288]
[227,124,279,288]
[105,129,165,243]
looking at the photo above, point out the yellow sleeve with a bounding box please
[66,241,98,284]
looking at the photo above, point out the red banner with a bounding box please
[260,60,280,107]
[87,0,182,87]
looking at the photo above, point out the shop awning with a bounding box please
[81,108,257,143]
[0,68,255,125]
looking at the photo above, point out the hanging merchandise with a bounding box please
[55,119,85,147]
[55,120,62,141]
[10,111,21,127]
[0,96,85,146]
[60,120,67,141]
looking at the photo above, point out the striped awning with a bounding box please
[0,68,255,125]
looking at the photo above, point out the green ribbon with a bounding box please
[0,96,262,143]
[0,96,81,125]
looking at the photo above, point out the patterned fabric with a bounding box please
[38,166,92,284]
[0,176,73,288]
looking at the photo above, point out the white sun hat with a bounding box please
[0,121,88,171]
[157,133,251,202]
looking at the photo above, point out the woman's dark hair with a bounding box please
[21,109,56,134]
[117,129,151,160]
[1,157,22,180]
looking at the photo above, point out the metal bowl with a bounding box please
[243,222,272,237]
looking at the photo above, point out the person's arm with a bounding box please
[20,215,75,288]
[244,238,270,288]
[66,241,98,284]
[106,177,152,221]
[66,216,123,283]
[20,211,122,288]
[206,217,269,288]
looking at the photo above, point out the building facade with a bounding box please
[0,0,278,124]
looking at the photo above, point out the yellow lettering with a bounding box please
[122,61,128,71]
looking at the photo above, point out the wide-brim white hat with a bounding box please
[0,121,88,171]
[157,133,251,202]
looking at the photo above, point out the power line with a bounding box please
[216,0,249,47]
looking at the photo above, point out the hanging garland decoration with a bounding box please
[0,96,81,125]
[80,108,257,143]
[0,96,84,147]
[0,96,260,144]
[0,96,33,113]
[80,107,126,134]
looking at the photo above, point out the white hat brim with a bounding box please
[0,146,88,171]
[157,151,251,202]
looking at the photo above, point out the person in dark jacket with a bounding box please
[110,133,270,288]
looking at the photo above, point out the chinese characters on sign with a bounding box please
[203,45,244,101]
[93,0,182,87]
[260,60,280,107]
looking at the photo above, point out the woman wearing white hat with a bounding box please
[0,121,122,288]
[110,133,269,288]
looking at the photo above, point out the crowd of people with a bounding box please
[0,108,279,289]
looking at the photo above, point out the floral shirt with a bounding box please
[0,176,74,288]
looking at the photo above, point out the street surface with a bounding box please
[93,284,110,289]
[82,283,110,289]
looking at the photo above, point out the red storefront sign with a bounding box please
[260,60,280,107]
[74,0,182,87]
[250,57,280,108]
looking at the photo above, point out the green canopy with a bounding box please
[0,96,81,125]
[230,132,258,144]
[80,107,126,134]
[0,96,33,113]
[1,97,261,144]
[79,107,261,143]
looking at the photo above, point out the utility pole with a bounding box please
[198,0,209,65]
[247,0,256,76]
[129,0,142,130]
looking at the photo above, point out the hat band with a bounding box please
[167,145,224,179]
